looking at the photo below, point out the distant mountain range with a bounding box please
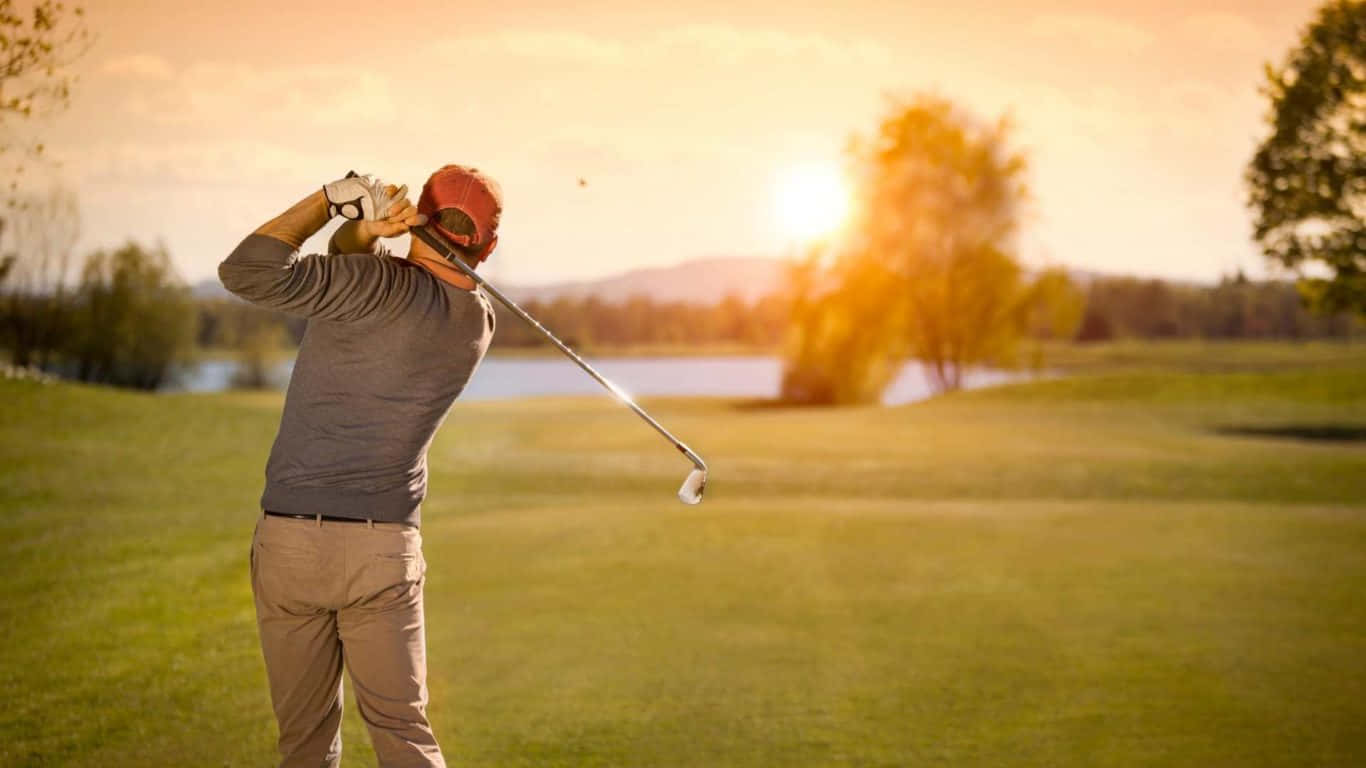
[192,279,231,299]
[194,256,790,305]
[503,257,787,304]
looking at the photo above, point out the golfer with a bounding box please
[219,165,503,767]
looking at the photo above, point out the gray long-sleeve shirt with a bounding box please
[219,233,494,526]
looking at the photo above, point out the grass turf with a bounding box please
[2,344,1365,766]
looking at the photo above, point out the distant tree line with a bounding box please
[190,268,1357,358]
[195,298,298,388]
[192,292,791,357]
[1,186,1356,395]
[487,293,791,350]
[1,230,196,389]
[7,248,1358,394]
[1076,273,1358,342]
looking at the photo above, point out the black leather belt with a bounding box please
[264,510,370,524]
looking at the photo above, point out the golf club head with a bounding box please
[678,468,707,505]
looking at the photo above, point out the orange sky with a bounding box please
[36,0,1319,285]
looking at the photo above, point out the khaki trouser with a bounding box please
[251,512,445,768]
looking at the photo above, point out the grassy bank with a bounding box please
[2,350,1365,766]
[1037,338,1366,373]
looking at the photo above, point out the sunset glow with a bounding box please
[19,0,1325,284]
[773,164,851,242]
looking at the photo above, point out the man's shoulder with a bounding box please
[324,250,422,283]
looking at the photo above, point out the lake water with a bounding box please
[166,355,1031,405]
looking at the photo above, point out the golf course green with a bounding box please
[2,342,1364,766]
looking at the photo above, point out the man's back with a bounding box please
[222,233,495,526]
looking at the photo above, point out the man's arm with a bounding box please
[218,183,424,321]
[256,188,332,250]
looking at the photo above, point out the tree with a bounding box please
[780,246,907,404]
[1,1,90,205]
[0,218,11,286]
[1019,268,1086,369]
[67,241,195,389]
[229,320,285,389]
[1247,0,1366,315]
[0,185,77,367]
[1021,269,1085,341]
[781,94,1030,403]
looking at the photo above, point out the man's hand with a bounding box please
[330,185,428,254]
[323,172,407,221]
[359,186,427,238]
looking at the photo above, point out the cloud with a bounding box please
[67,12,1275,286]
[1026,13,1153,56]
[1180,12,1265,55]
[73,139,337,185]
[656,23,893,67]
[527,137,636,180]
[101,60,399,128]
[1160,79,1234,118]
[101,53,174,80]
[425,23,892,70]
[444,30,628,63]
[405,22,894,162]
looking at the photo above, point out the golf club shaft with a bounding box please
[412,226,707,472]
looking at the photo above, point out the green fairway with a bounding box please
[3,347,1366,766]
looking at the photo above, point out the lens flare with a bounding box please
[773,164,851,242]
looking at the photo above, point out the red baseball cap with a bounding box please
[417,164,503,261]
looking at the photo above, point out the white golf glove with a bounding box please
[323,171,407,221]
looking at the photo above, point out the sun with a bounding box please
[772,164,851,242]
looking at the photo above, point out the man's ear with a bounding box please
[478,235,499,262]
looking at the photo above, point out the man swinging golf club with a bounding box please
[219,164,502,768]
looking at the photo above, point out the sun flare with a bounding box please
[772,164,851,242]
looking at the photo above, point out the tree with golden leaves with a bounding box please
[781,94,1031,403]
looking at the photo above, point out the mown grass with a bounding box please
[1037,338,1366,373]
[2,343,1365,766]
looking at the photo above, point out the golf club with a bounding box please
[412,224,709,504]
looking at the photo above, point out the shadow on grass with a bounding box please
[1214,425,1366,443]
